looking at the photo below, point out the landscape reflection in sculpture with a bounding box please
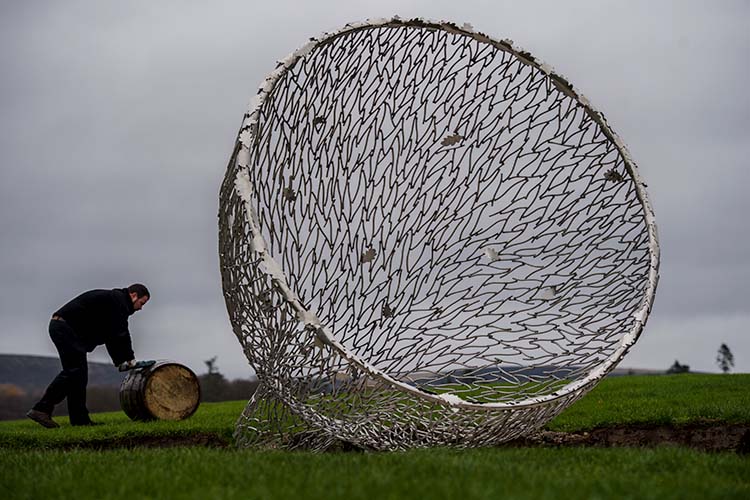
[218,18,659,450]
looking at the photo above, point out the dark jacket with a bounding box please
[54,288,135,366]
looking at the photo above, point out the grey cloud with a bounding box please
[1,0,749,377]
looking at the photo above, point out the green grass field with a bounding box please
[548,373,750,431]
[3,447,748,500]
[2,374,749,499]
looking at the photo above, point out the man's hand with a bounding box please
[118,359,156,372]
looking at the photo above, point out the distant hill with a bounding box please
[609,367,666,377]
[405,365,666,387]
[0,354,125,392]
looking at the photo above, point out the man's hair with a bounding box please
[128,283,150,298]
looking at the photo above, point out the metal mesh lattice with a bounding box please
[219,18,659,450]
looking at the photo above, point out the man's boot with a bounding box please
[26,409,60,428]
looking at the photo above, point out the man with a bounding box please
[26,284,155,428]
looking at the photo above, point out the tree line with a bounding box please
[667,343,735,374]
[0,356,258,421]
[0,346,738,420]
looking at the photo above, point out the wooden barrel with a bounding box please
[119,361,201,421]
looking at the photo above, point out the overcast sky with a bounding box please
[1,0,748,379]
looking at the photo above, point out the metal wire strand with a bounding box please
[220,19,659,450]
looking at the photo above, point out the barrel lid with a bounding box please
[143,362,201,420]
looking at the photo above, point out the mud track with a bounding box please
[57,432,229,451]
[513,422,750,454]
[55,423,749,453]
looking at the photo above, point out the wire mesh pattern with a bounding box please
[219,18,659,450]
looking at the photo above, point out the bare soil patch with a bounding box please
[46,423,750,453]
[514,422,750,454]
[58,432,229,451]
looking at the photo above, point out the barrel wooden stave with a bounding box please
[119,361,200,421]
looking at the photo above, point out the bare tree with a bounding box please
[204,356,218,375]
[716,344,735,374]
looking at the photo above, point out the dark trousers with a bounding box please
[33,319,91,424]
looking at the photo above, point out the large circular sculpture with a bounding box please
[219,18,659,451]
